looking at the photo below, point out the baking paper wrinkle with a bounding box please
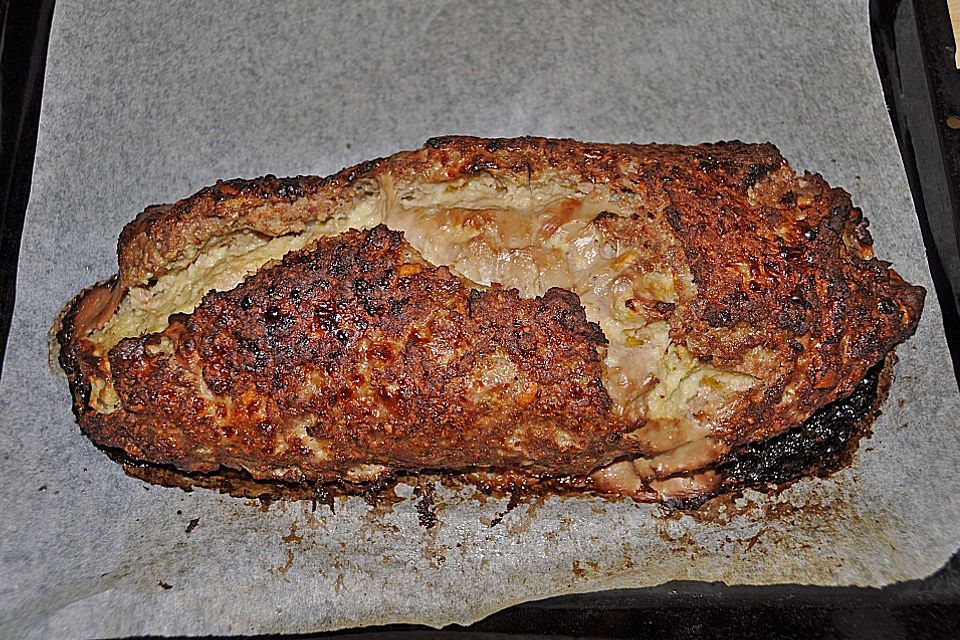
[1,0,959,637]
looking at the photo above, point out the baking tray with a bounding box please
[1,0,958,637]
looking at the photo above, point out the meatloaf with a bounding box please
[57,136,925,502]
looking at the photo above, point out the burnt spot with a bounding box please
[653,301,676,316]
[211,180,241,203]
[700,290,755,328]
[363,298,385,318]
[740,160,781,191]
[718,361,883,488]
[313,303,338,331]
[426,136,455,149]
[465,159,499,174]
[466,288,485,317]
[701,306,732,328]
[788,289,811,309]
[847,329,883,361]
[776,294,812,335]
[591,211,621,226]
[264,305,282,324]
[275,179,306,201]
[665,205,683,233]
[338,159,383,186]
[878,299,899,315]
[352,278,374,297]
[850,214,874,247]
[698,156,720,173]
[698,154,741,175]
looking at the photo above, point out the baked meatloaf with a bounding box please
[57,136,924,503]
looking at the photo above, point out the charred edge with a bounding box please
[214,175,311,202]
[55,285,105,412]
[665,358,889,510]
[112,445,589,505]
[426,136,455,149]
[115,449,382,505]
[740,160,782,192]
[719,360,884,485]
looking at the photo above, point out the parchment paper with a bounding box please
[2,1,959,637]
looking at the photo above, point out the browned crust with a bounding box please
[66,226,619,481]
[58,136,925,496]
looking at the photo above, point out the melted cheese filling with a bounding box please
[97,198,382,349]
[84,174,760,494]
